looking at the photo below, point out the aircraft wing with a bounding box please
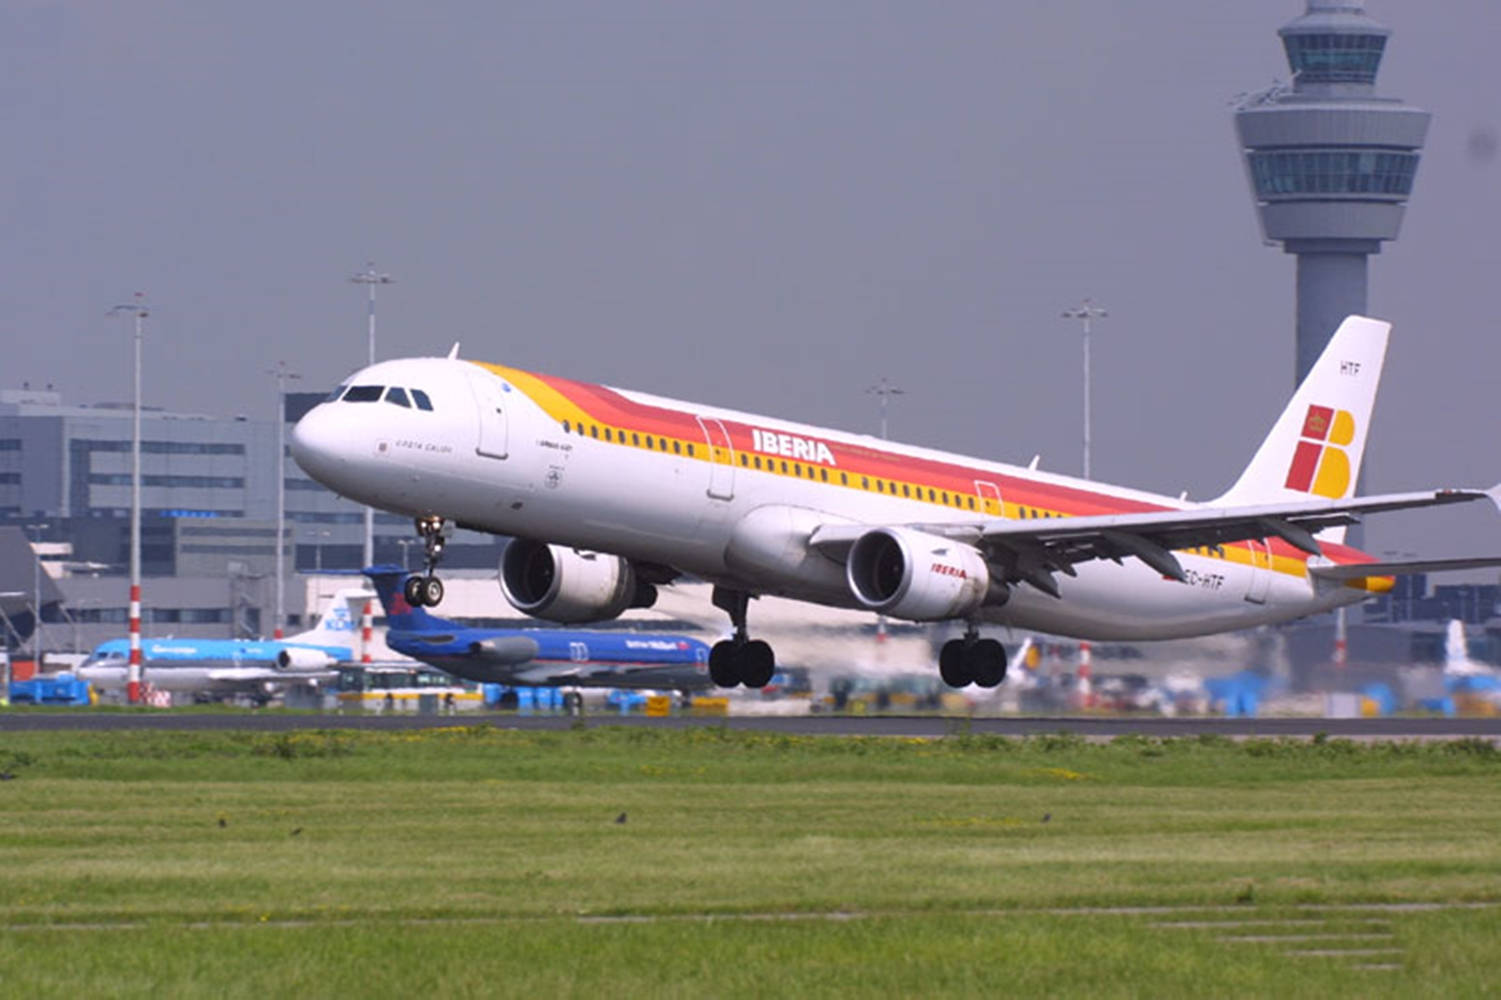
[810,486,1499,597]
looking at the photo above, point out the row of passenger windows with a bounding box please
[561,419,696,457]
[329,384,435,411]
[560,418,994,512]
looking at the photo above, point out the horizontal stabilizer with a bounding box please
[1309,556,1501,581]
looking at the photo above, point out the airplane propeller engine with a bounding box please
[845,527,998,621]
[275,648,338,671]
[499,539,658,623]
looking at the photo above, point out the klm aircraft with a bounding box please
[364,566,712,691]
[77,587,370,700]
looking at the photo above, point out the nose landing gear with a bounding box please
[403,516,452,608]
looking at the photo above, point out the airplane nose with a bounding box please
[290,405,348,485]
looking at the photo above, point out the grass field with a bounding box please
[1,725,1499,997]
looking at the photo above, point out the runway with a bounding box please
[2,710,1497,740]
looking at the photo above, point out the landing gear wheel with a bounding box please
[739,640,776,689]
[709,641,740,688]
[410,515,451,608]
[968,638,1007,688]
[939,639,972,688]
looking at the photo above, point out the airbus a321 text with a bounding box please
[291,316,1501,691]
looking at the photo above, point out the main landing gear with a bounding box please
[708,587,776,689]
[939,626,1007,689]
[403,515,451,608]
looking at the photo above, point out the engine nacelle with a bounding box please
[276,647,338,671]
[500,539,657,624]
[846,527,993,621]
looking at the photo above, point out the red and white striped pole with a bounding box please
[361,600,374,664]
[127,582,142,704]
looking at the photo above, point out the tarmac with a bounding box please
[2,710,1498,740]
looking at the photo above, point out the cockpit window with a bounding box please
[343,385,384,403]
[325,384,349,402]
[411,389,434,411]
[384,387,411,408]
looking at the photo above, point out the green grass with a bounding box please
[1,727,1499,997]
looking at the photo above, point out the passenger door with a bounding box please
[468,371,509,460]
[696,416,735,500]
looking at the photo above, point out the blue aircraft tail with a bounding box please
[362,565,459,631]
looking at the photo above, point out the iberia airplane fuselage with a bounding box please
[290,317,1496,689]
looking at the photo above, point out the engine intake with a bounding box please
[846,527,993,621]
[500,539,657,623]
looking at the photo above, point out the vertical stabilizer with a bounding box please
[287,587,374,649]
[1212,315,1390,543]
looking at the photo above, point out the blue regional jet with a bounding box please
[363,566,713,691]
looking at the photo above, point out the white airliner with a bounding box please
[290,316,1500,691]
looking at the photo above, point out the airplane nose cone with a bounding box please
[290,406,347,486]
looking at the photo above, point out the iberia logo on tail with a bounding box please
[1284,404,1355,498]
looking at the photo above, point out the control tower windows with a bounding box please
[1282,32,1385,85]
[1249,150,1418,198]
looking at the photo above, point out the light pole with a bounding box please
[1061,299,1107,480]
[865,378,904,645]
[268,362,301,638]
[865,378,905,442]
[27,522,48,665]
[311,528,331,573]
[109,294,148,704]
[349,262,393,569]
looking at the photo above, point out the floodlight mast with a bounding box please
[865,378,905,644]
[268,362,301,639]
[1061,299,1107,481]
[108,294,148,704]
[349,263,393,570]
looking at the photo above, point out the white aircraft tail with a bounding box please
[1212,315,1391,544]
[1442,619,1495,678]
[287,587,374,648]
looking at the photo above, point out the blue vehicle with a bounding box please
[364,566,713,692]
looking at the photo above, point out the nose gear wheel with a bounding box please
[406,516,452,607]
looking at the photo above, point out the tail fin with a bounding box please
[1212,315,1390,543]
[361,564,457,631]
[1443,619,1481,676]
[285,586,373,650]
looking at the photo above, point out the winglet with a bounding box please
[447,343,461,360]
[1489,483,1501,512]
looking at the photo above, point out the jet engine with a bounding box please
[500,539,657,623]
[276,647,338,671]
[845,526,995,621]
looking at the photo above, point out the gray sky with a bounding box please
[5,1,1499,560]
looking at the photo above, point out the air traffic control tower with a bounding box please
[1234,1,1429,383]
